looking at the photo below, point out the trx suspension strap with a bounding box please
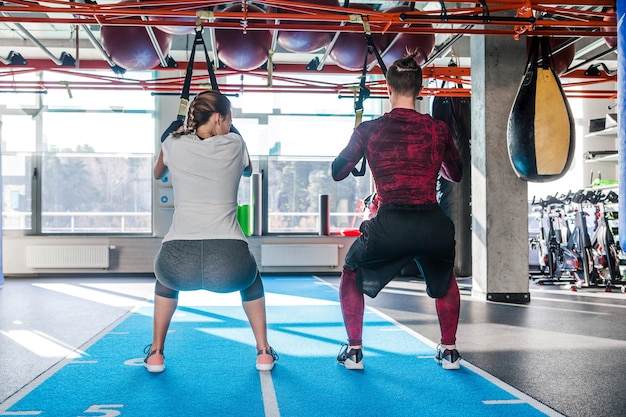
[160,24,219,142]
[351,15,388,177]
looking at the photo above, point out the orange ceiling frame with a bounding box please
[0,0,618,98]
[0,0,616,35]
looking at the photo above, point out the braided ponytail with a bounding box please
[172,90,232,138]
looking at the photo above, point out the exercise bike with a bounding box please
[530,194,580,285]
[562,189,626,292]
[587,190,624,291]
[564,190,598,290]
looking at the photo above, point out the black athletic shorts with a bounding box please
[345,203,455,298]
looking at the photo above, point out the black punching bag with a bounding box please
[434,88,472,278]
[507,36,575,182]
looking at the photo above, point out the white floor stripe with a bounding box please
[0,412,41,415]
[530,295,626,309]
[483,399,526,405]
[259,371,280,417]
[380,288,613,316]
[314,276,565,417]
[0,308,137,413]
[371,307,565,417]
[382,280,626,310]
[464,361,565,417]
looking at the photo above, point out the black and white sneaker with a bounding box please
[434,345,461,370]
[337,343,364,370]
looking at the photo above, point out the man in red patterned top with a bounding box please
[332,52,463,371]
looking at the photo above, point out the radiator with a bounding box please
[26,245,110,269]
[261,244,339,267]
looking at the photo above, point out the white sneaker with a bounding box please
[434,345,461,370]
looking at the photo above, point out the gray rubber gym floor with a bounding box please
[1,274,624,417]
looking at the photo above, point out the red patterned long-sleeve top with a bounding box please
[332,107,462,206]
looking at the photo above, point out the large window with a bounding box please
[2,152,32,230]
[228,74,380,234]
[40,153,152,233]
[2,114,36,230]
[1,71,156,234]
[266,156,371,233]
[1,71,381,235]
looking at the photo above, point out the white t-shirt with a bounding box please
[161,132,250,242]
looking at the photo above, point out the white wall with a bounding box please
[1,234,357,276]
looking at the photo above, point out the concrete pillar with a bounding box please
[470,33,530,302]
[617,1,626,251]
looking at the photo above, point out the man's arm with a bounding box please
[332,129,365,181]
[439,128,462,183]
[439,145,462,183]
[332,155,356,181]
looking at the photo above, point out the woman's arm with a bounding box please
[154,149,168,180]
[241,140,253,177]
[243,158,253,177]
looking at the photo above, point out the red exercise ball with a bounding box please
[382,6,435,67]
[329,4,389,71]
[275,0,338,53]
[100,25,173,70]
[215,4,273,71]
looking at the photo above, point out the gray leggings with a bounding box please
[153,239,264,302]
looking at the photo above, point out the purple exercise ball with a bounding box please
[276,0,338,53]
[215,4,273,71]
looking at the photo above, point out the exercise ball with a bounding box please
[154,17,197,35]
[130,0,196,35]
[275,0,338,53]
[526,36,575,76]
[215,4,273,71]
[382,6,435,67]
[602,9,616,48]
[329,4,389,71]
[100,24,173,70]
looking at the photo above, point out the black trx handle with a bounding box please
[353,44,371,127]
[351,17,388,177]
[182,28,219,98]
[160,27,219,142]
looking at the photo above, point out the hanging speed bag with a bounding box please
[507,37,575,182]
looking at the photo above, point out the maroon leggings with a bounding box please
[340,265,460,346]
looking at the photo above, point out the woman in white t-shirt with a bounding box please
[145,90,277,373]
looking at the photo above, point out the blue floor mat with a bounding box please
[1,276,556,417]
